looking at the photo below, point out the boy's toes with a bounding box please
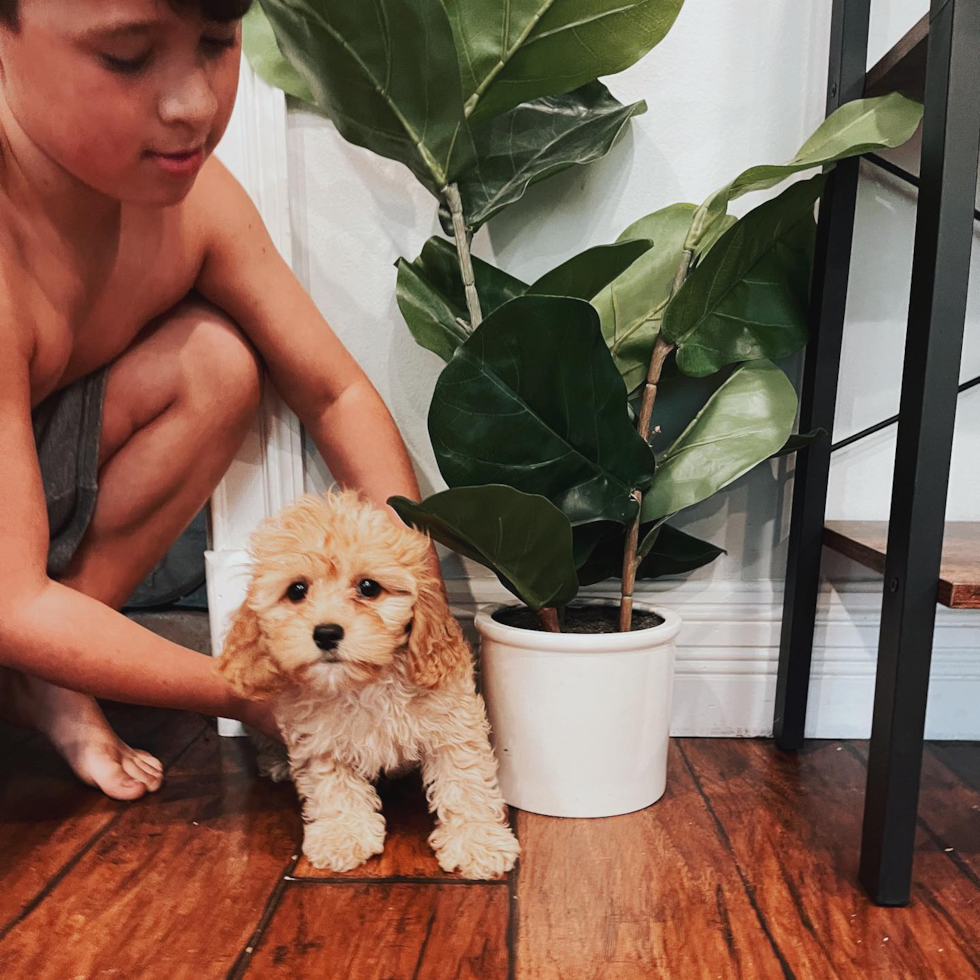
[84,753,150,800]
[74,742,164,800]
[121,751,164,793]
[133,749,164,775]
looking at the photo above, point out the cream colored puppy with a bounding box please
[218,490,520,880]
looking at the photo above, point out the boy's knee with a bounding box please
[176,302,264,429]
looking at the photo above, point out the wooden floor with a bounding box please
[1,707,978,980]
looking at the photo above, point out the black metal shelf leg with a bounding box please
[774,0,871,751]
[859,0,980,906]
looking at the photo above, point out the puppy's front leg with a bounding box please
[422,692,520,880]
[293,756,386,872]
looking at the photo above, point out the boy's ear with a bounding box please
[217,599,282,700]
[406,581,470,689]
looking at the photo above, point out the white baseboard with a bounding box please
[204,554,980,740]
[451,577,980,740]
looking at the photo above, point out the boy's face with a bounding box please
[0,0,242,206]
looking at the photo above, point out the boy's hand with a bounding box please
[236,696,283,743]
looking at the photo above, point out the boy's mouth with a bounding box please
[145,146,205,178]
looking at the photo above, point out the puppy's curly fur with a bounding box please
[218,490,520,879]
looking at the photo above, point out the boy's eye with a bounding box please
[357,579,382,599]
[203,36,238,55]
[100,36,235,76]
[286,581,308,603]
[102,52,151,75]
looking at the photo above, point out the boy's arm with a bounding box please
[0,328,272,731]
[191,158,429,527]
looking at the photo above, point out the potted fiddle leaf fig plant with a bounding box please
[245,0,922,817]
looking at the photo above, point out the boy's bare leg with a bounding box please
[4,295,263,800]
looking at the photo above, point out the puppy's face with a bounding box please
[243,493,428,694]
[219,491,470,700]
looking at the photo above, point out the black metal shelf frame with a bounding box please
[775,0,980,907]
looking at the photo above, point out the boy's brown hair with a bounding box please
[0,0,253,30]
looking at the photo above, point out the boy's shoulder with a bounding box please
[185,154,266,260]
[183,153,286,313]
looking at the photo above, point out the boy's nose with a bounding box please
[313,624,345,651]
[157,69,217,131]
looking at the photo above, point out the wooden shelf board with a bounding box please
[824,520,980,609]
[864,14,929,101]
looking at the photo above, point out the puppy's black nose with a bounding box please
[313,623,345,651]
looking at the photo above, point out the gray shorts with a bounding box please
[31,367,109,578]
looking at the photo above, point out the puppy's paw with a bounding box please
[247,727,291,783]
[303,812,386,872]
[257,749,292,784]
[429,821,520,880]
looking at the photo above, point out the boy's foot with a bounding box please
[0,668,163,800]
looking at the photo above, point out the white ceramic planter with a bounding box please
[475,599,682,818]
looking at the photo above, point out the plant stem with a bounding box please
[618,249,693,632]
[537,607,561,633]
[443,183,483,328]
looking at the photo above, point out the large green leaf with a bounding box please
[256,0,474,193]
[396,237,652,362]
[662,175,824,378]
[389,487,578,610]
[576,522,724,586]
[443,0,684,124]
[687,93,923,252]
[395,238,527,361]
[242,4,314,104]
[593,204,697,392]
[528,240,654,302]
[411,237,528,315]
[429,295,655,525]
[443,82,647,232]
[641,360,798,522]
[394,259,470,363]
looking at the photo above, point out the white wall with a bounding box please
[276,0,980,736]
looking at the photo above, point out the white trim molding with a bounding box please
[208,65,302,735]
[206,554,980,740]
[210,63,304,553]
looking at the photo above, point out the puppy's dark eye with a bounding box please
[357,578,382,598]
[286,581,308,603]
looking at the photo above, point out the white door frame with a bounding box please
[207,62,301,734]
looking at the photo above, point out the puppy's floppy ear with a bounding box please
[217,599,282,700]
[407,581,471,688]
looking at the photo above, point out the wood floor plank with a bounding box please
[911,747,980,967]
[681,738,980,979]
[855,742,980,929]
[0,728,302,980]
[515,740,786,980]
[241,882,509,979]
[0,708,207,932]
[915,747,980,880]
[292,771,457,880]
[927,742,980,794]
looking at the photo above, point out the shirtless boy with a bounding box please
[0,0,433,800]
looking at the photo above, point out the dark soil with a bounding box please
[493,604,664,634]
